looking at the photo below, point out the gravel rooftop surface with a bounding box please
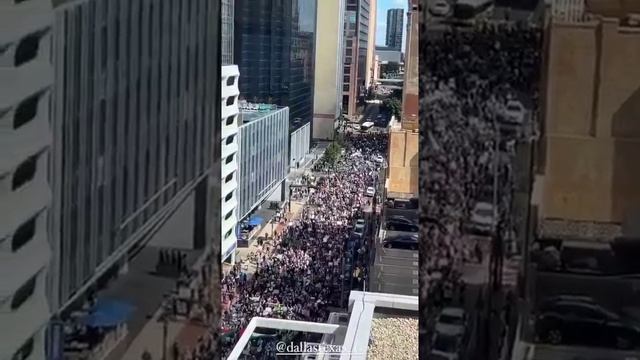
[368,315,419,360]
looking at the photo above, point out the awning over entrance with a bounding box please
[81,299,135,328]
[247,215,264,227]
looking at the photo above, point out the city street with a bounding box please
[529,343,640,360]
[361,102,392,128]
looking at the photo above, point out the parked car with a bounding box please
[503,100,526,125]
[535,298,640,349]
[429,0,451,17]
[383,234,419,250]
[435,307,467,337]
[365,186,375,197]
[374,155,384,163]
[429,332,462,360]
[385,216,419,232]
[353,219,366,237]
[467,202,494,235]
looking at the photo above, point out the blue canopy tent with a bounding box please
[247,215,264,227]
[81,299,135,328]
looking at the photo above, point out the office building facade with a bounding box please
[387,0,418,200]
[355,0,371,101]
[290,122,312,170]
[313,0,345,140]
[234,0,317,133]
[402,0,418,130]
[365,0,377,89]
[236,105,290,220]
[221,66,239,263]
[343,7,359,117]
[386,8,404,50]
[222,0,234,65]
[0,1,54,358]
[49,0,220,310]
[537,3,640,239]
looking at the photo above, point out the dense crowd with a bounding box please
[216,133,387,358]
[421,21,541,333]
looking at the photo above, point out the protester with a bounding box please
[422,22,541,328]
[216,133,387,358]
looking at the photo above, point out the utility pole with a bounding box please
[485,117,503,359]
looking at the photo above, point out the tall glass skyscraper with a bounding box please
[386,8,403,50]
[234,0,317,132]
[222,0,234,65]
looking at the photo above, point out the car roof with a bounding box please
[435,324,465,336]
[543,295,597,303]
[387,234,418,242]
[441,307,465,317]
[388,215,413,221]
[474,202,493,209]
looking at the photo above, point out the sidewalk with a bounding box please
[225,200,305,276]
[121,146,325,359]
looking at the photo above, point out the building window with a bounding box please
[11,275,36,310]
[225,154,234,164]
[12,153,38,191]
[225,173,233,183]
[13,90,44,129]
[225,191,233,202]
[14,30,46,66]
[12,214,37,252]
[224,211,233,220]
[225,115,235,126]
[12,337,34,360]
[226,76,235,86]
[225,134,235,145]
[224,229,232,239]
[225,96,235,107]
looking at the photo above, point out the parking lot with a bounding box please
[369,205,419,296]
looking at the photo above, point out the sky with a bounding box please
[375,0,408,51]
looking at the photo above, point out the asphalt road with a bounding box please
[361,103,391,128]
[531,343,640,360]
[533,271,640,311]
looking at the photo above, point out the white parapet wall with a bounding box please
[0,0,54,359]
[227,291,418,360]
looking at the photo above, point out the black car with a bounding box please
[385,216,419,232]
[535,299,640,349]
[383,234,419,250]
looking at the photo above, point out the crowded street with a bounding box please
[422,21,542,359]
[216,133,388,358]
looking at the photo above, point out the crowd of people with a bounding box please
[214,133,387,358]
[421,21,542,343]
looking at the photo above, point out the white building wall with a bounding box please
[236,107,289,220]
[0,0,53,358]
[221,65,240,263]
[290,122,311,169]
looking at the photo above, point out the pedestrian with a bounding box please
[171,342,180,360]
[475,242,483,264]
[141,349,152,360]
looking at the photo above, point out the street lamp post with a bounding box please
[159,312,168,360]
